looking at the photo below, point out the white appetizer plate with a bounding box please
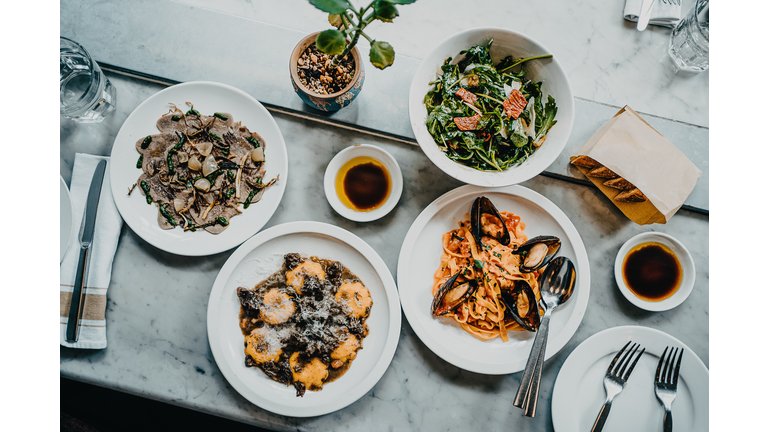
[552,325,709,432]
[109,81,288,256]
[60,176,75,262]
[409,28,574,187]
[614,232,695,312]
[207,221,401,417]
[323,144,403,222]
[397,185,589,374]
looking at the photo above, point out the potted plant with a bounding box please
[290,0,417,111]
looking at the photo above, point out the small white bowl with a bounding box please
[323,144,403,222]
[614,232,695,312]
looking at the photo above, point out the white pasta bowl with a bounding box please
[409,28,574,186]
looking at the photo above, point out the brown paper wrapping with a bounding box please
[571,106,702,225]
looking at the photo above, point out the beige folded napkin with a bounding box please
[571,106,702,225]
[60,153,122,349]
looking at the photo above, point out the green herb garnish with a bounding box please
[213,113,228,121]
[141,135,152,149]
[136,154,143,169]
[160,204,177,226]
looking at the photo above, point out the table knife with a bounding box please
[637,0,656,31]
[66,159,107,343]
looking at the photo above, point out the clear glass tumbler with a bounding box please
[668,0,709,72]
[60,37,117,123]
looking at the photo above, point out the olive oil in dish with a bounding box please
[622,242,682,301]
[335,156,391,212]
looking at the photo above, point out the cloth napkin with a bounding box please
[624,0,682,28]
[60,153,123,349]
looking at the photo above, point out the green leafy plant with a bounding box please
[309,0,417,70]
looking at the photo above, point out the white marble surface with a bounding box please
[60,72,708,432]
[176,0,708,127]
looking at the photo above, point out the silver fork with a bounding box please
[655,346,684,432]
[590,341,645,432]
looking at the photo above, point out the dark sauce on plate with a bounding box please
[622,242,682,301]
[336,156,391,211]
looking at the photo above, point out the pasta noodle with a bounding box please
[432,210,544,342]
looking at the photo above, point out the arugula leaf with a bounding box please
[535,95,558,141]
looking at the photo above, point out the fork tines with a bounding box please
[655,346,684,388]
[607,341,646,382]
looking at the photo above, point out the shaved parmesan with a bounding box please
[504,81,522,98]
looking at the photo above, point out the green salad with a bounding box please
[423,40,558,172]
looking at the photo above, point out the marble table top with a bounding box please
[61,0,710,211]
[60,71,709,432]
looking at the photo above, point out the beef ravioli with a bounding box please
[132,104,277,233]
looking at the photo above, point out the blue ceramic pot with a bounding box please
[290,32,365,112]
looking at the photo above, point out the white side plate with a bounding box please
[552,325,709,432]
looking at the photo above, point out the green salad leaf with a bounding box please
[423,40,556,172]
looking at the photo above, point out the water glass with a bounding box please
[668,0,709,72]
[60,37,117,123]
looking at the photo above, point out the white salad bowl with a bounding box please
[409,28,574,187]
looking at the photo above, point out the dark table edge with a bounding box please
[101,62,708,217]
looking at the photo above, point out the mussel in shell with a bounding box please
[431,273,478,316]
[513,235,561,273]
[471,196,511,246]
[500,280,541,332]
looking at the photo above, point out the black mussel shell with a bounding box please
[471,196,511,247]
[513,235,561,273]
[431,273,478,316]
[500,280,541,332]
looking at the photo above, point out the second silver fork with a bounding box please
[655,346,684,432]
[590,341,645,432]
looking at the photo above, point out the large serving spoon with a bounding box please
[513,256,576,417]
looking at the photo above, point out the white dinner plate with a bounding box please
[207,221,401,417]
[397,185,590,374]
[60,176,75,262]
[109,81,288,256]
[552,326,709,432]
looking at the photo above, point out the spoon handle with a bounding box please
[522,314,551,417]
[513,311,551,411]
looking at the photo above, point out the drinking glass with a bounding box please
[668,0,709,72]
[60,37,117,122]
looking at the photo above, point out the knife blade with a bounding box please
[637,0,656,31]
[66,159,107,343]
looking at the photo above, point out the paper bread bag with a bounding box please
[570,106,702,225]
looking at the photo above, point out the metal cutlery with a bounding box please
[655,346,684,432]
[590,341,645,432]
[637,0,656,31]
[513,256,576,417]
[66,159,107,343]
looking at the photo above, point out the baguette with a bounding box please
[570,155,602,170]
[587,166,619,179]
[614,188,647,202]
[603,177,635,191]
